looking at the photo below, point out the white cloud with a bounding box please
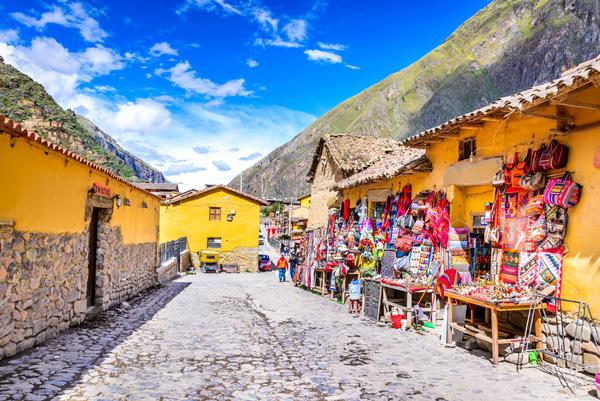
[155,61,251,98]
[345,64,360,70]
[246,58,258,68]
[253,9,278,33]
[11,3,107,43]
[0,37,125,105]
[177,0,242,16]
[81,45,124,75]
[113,99,172,137]
[149,42,178,57]
[304,49,342,64]
[0,29,19,44]
[317,42,346,51]
[254,37,302,48]
[282,19,307,42]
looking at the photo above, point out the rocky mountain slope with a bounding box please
[230,0,600,198]
[0,57,165,183]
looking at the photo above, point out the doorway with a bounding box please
[87,208,99,308]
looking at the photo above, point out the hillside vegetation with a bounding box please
[230,0,600,198]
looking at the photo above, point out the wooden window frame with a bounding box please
[458,136,477,161]
[209,207,221,221]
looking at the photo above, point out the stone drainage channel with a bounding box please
[0,272,586,401]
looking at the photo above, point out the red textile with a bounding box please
[343,199,350,221]
[436,268,458,298]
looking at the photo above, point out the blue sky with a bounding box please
[0,0,490,189]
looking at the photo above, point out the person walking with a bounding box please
[288,253,298,283]
[276,255,288,282]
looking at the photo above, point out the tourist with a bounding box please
[289,253,298,282]
[276,255,288,282]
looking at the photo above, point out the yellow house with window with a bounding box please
[160,185,267,271]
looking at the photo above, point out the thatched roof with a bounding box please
[336,147,431,189]
[401,55,600,147]
[307,134,399,183]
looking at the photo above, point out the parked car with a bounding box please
[258,234,265,246]
[258,254,271,271]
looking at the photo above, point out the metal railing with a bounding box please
[159,237,188,272]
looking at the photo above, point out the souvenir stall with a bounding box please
[373,187,449,327]
[442,140,582,365]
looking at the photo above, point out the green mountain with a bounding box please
[230,0,600,198]
[0,57,165,183]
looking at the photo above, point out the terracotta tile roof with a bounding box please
[307,134,400,182]
[162,184,268,206]
[134,182,179,191]
[336,147,431,189]
[401,55,600,146]
[0,115,160,199]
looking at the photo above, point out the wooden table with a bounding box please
[341,271,360,303]
[445,292,542,365]
[314,269,330,296]
[380,280,437,326]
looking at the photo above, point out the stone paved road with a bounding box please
[0,272,586,401]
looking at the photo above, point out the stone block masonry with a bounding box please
[220,247,259,272]
[0,222,158,361]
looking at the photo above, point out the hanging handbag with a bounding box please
[395,235,413,253]
[492,169,506,187]
[538,205,568,250]
[525,195,544,216]
[543,173,581,208]
[503,152,519,186]
[530,215,547,242]
[519,171,546,191]
[532,140,569,172]
[411,219,424,234]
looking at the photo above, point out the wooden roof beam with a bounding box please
[551,99,600,110]
[480,116,506,122]
[520,109,574,123]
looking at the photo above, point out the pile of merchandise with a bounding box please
[450,140,581,306]
[446,278,535,304]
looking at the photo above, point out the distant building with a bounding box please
[160,185,267,271]
[134,182,180,199]
[297,193,311,208]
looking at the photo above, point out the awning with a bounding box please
[443,157,503,187]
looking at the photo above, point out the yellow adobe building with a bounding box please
[0,114,161,360]
[160,185,267,271]
[298,194,311,208]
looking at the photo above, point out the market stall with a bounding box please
[440,139,582,362]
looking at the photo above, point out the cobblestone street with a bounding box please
[0,272,580,401]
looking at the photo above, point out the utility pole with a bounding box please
[288,197,292,237]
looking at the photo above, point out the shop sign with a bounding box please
[92,183,112,198]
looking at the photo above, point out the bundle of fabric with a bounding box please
[436,268,458,297]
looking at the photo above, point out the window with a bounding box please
[207,237,222,248]
[459,137,476,161]
[209,207,221,221]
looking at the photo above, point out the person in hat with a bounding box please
[276,255,289,282]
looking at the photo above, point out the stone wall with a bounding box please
[156,257,178,284]
[308,148,342,230]
[96,225,158,310]
[0,220,158,361]
[220,247,259,272]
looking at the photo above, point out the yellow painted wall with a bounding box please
[0,133,160,244]
[423,105,600,315]
[299,195,311,208]
[160,187,261,252]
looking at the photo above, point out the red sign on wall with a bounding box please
[92,183,112,198]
